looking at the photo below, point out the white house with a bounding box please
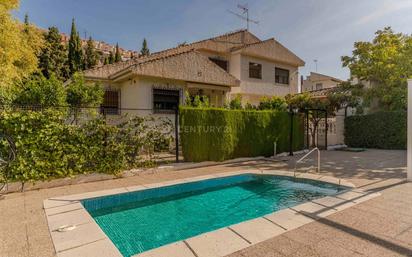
[302,72,348,148]
[84,30,305,114]
[302,72,343,92]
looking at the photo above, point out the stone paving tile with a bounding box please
[46,208,92,231]
[285,245,323,257]
[328,205,412,239]
[57,238,121,257]
[229,218,285,244]
[394,227,412,246]
[303,218,412,257]
[186,228,250,257]
[26,210,56,257]
[240,234,308,257]
[230,247,287,257]
[313,240,364,257]
[311,196,356,211]
[50,222,107,253]
[44,202,84,216]
[134,241,195,257]
[264,209,315,230]
[281,225,326,246]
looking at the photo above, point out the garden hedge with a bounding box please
[0,109,173,183]
[344,111,406,149]
[179,107,304,162]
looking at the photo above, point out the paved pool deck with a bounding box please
[0,149,411,257]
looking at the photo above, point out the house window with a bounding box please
[101,90,120,115]
[275,68,289,85]
[249,62,262,79]
[209,58,228,71]
[316,83,323,90]
[153,89,180,112]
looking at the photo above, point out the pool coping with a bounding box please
[43,170,380,257]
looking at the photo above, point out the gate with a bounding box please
[304,108,328,150]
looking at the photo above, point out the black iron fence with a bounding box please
[0,105,181,164]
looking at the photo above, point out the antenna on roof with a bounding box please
[227,3,259,31]
[314,59,318,72]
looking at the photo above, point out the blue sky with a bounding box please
[15,0,412,80]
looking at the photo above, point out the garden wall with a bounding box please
[179,107,304,162]
[344,111,406,149]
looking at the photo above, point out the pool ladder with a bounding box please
[294,147,320,177]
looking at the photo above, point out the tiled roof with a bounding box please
[308,88,334,98]
[129,50,240,87]
[308,72,343,83]
[230,38,305,66]
[84,29,304,80]
[84,29,257,79]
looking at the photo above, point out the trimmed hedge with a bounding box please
[344,111,406,149]
[179,107,304,162]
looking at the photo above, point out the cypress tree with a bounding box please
[104,56,109,65]
[23,13,29,33]
[140,38,150,56]
[68,18,83,75]
[84,36,97,69]
[108,51,114,64]
[24,13,29,24]
[39,26,69,80]
[114,43,121,62]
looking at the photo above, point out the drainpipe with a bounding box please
[407,79,412,181]
[289,108,294,156]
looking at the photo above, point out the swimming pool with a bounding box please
[82,174,347,257]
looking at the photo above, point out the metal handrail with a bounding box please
[294,147,320,177]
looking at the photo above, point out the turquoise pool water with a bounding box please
[83,174,347,257]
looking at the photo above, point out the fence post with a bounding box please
[289,108,294,156]
[306,110,309,149]
[175,108,179,163]
[325,111,328,150]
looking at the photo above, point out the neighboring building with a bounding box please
[302,73,349,148]
[84,29,305,114]
[302,72,343,92]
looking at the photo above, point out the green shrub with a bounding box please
[13,74,67,106]
[179,107,304,162]
[0,109,173,183]
[344,111,406,149]
[227,94,243,109]
[258,96,288,111]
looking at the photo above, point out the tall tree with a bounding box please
[84,37,98,69]
[23,13,29,33]
[140,38,150,56]
[0,0,43,88]
[38,26,69,80]
[114,43,121,62]
[108,51,114,64]
[68,18,83,75]
[342,27,412,111]
[24,13,28,24]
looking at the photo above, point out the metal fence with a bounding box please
[0,105,181,164]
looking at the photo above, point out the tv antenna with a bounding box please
[228,4,259,31]
[314,59,318,72]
